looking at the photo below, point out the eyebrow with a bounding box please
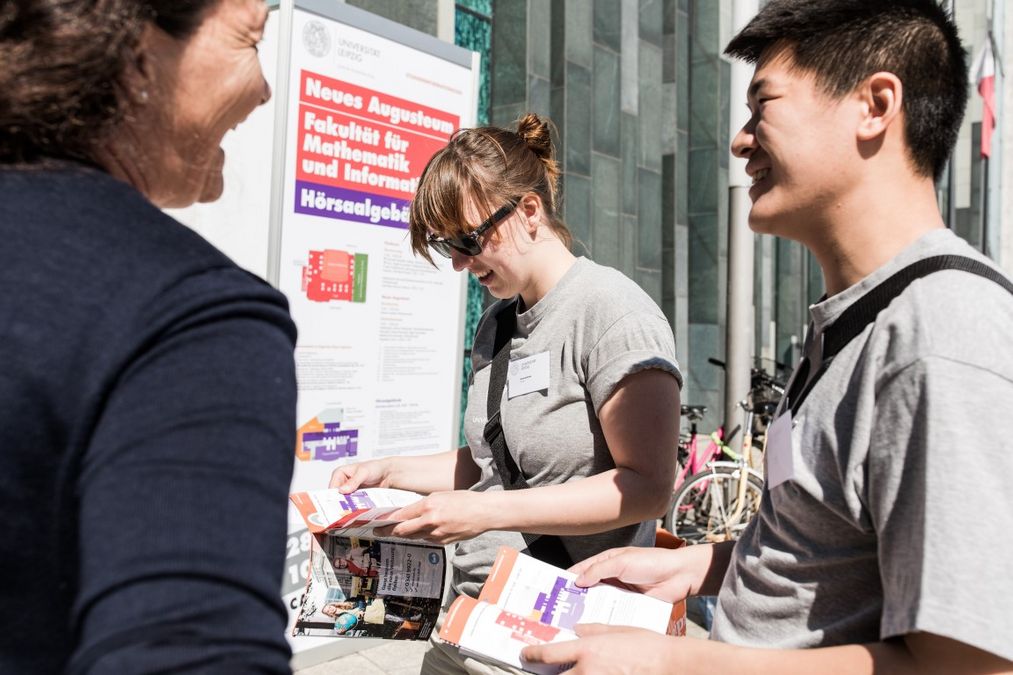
[747,78,767,100]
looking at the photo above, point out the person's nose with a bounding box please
[260,76,272,106]
[731,119,756,159]
[449,249,472,272]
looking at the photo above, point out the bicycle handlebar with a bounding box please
[708,356,787,389]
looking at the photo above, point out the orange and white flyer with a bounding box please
[439,548,683,673]
[479,547,680,636]
[290,488,421,534]
[440,596,574,675]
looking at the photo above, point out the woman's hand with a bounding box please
[375,490,496,544]
[328,448,479,496]
[329,458,392,493]
[568,543,722,603]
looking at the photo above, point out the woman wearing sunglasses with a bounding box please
[331,113,682,673]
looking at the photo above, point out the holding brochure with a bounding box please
[440,547,686,674]
[290,488,446,640]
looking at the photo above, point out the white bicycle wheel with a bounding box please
[663,465,763,544]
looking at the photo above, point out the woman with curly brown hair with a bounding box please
[1,1,296,672]
[332,114,682,674]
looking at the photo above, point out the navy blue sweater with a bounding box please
[0,164,297,673]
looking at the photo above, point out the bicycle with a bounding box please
[662,361,786,543]
[671,404,727,495]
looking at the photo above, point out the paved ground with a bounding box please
[294,615,710,674]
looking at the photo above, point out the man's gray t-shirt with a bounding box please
[711,229,1013,662]
[452,257,682,599]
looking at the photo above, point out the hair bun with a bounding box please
[515,113,554,162]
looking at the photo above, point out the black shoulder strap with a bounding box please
[484,301,523,488]
[481,301,574,568]
[485,301,516,431]
[787,255,1013,417]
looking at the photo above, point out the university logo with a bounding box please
[303,20,331,58]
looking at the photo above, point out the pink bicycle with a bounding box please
[662,361,784,543]
[662,402,763,543]
[672,405,726,492]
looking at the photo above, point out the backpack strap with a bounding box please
[481,301,574,568]
[786,255,1013,417]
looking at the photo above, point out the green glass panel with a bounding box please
[457,0,492,17]
[456,9,492,125]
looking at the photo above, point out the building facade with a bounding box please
[346,0,1010,434]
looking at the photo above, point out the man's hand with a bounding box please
[522,624,687,674]
[523,627,1013,675]
[569,543,722,602]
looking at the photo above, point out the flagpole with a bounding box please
[946,0,957,229]
[983,0,998,258]
[971,12,998,256]
[991,0,1005,263]
[983,152,990,255]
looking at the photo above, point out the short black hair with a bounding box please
[725,0,968,182]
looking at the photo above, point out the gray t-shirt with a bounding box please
[452,257,682,599]
[711,229,1013,662]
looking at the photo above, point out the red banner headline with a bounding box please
[300,70,459,141]
[296,104,448,199]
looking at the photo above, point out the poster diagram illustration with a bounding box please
[533,577,588,631]
[296,408,360,461]
[495,609,561,646]
[293,70,457,229]
[301,249,368,303]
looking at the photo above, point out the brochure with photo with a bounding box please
[290,488,445,641]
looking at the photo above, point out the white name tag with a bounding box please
[764,410,795,489]
[507,352,550,399]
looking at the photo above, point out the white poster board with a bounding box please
[170,1,477,666]
[273,0,477,664]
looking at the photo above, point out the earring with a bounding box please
[139,89,149,103]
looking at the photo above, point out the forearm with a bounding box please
[672,636,1005,675]
[386,446,480,494]
[673,639,878,675]
[480,466,671,536]
[695,540,735,596]
[524,625,1010,674]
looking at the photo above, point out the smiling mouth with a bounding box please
[473,270,491,280]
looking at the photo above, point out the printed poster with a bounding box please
[275,3,476,651]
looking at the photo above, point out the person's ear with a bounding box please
[519,193,543,239]
[856,71,903,142]
[125,22,178,106]
[119,23,157,106]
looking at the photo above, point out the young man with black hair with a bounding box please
[523,1,1013,673]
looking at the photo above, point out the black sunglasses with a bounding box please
[427,201,518,258]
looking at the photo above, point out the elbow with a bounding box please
[643,460,677,519]
[623,470,674,521]
[645,488,673,520]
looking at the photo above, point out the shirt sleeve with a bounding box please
[868,355,1013,662]
[68,268,297,674]
[584,311,682,414]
